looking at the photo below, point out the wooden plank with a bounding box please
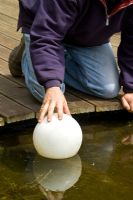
[0,44,11,61]
[87,96,122,112]
[66,87,123,112]
[1,0,18,8]
[0,33,19,50]
[0,58,25,86]
[0,58,9,74]
[114,32,121,38]
[0,61,94,115]
[110,35,120,47]
[0,20,21,41]
[111,34,120,59]
[0,13,17,28]
[0,75,95,119]
[0,61,95,115]
[0,117,5,126]
[0,0,19,20]
[65,92,95,114]
[112,45,118,58]
[0,94,35,124]
[0,75,40,112]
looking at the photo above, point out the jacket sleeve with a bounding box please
[30,0,78,88]
[118,6,133,93]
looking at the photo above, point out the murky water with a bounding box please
[0,114,133,200]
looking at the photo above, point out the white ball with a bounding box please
[33,154,82,192]
[33,113,83,159]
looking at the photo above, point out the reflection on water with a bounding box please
[0,116,133,200]
[33,155,82,192]
[32,155,81,200]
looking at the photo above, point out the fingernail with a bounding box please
[47,118,51,122]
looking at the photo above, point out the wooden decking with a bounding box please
[0,0,123,126]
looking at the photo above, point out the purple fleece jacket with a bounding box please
[18,0,133,93]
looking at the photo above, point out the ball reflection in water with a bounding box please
[33,154,82,192]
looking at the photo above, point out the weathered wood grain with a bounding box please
[110,35,120,47]
[0,58,25,86]
[66,87,123,112]
[0,44,11,61]
[112,45,118,58]
[66,92,95,113]
[0,33,19,50]
[0,0,19,20]
[0,75,40,112]
[0,13,17,28]
[0,94,35,124]
[0,74,95,121]
[0,20,21,40]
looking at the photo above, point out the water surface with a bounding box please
[0,114,133,200]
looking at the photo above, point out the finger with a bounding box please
[47,101,56,122]
[121,97,130,111]
[56,101,63,120]
[63,101,71,115]
[129,101,133,112]
[38,101,49,123]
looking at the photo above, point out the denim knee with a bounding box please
[99,83,120,99]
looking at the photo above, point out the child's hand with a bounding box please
[38,87,70,122]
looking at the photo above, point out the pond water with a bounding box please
[0,113,133,200]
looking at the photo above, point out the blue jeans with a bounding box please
[22,34,120,102]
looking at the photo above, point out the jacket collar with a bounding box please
[99,0,133,17]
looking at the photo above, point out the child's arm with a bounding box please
[30,0,78,89]
[30,0,78,120]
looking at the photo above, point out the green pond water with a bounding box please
[0,113,133,200]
